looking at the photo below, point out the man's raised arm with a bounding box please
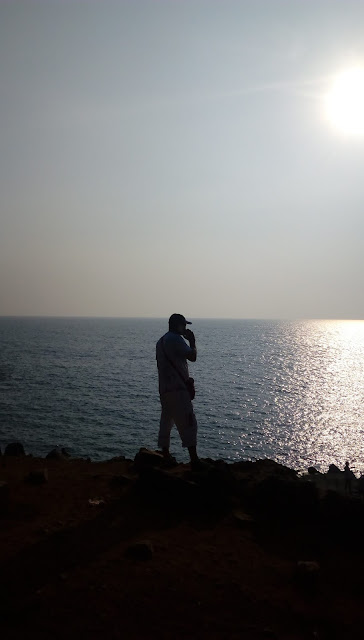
[184,329,197,362]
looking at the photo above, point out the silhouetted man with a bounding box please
[156,314,203,470]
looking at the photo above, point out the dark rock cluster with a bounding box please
[132,448,316,523]
[130,448,364,551]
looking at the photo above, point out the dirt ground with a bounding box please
[1,454,364,640]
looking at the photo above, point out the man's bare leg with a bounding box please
[188,445,199,464]
[188,446,210,471]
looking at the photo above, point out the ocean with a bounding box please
[1,317,364,474]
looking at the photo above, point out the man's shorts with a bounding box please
[158,389,197,448]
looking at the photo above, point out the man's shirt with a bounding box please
[156,331,195,395]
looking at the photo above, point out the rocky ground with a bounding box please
[1,445,364,639]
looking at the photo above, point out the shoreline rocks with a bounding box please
[1,440,362,492]
[2,445,364,637]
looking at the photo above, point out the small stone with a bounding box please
[125,540,154,561]
[88,497,105,506]
[5,442,25,457]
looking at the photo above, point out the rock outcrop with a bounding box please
[4,442,25,457]
[328,464,342,474]
[133,447,177,472]
[308,466,321,475]
[133,452,319,523]
[46,447,70,461]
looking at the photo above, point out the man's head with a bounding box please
[168,313,192,335]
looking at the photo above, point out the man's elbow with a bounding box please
[187,351,197,362]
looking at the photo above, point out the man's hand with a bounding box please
[183,329,195,343]
[184,328,197,361]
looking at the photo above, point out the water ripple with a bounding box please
[1,318,364,472]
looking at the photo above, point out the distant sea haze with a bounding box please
[1,317,364,474]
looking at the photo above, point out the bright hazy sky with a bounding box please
[1,0,364,319]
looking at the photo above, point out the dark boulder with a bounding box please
[308,467,321,475]
[46,447,70,461]
[251,459,297,480]
[328,464,342,474]
[233,459,297,493]
[4,442,25,457]
[133,448,177,472]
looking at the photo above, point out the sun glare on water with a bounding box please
[325,67,364,136]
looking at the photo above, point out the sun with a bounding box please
[325,67,364,136]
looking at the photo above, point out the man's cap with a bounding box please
[168,313,192,327]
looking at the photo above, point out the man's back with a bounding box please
[156,331,193,395]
